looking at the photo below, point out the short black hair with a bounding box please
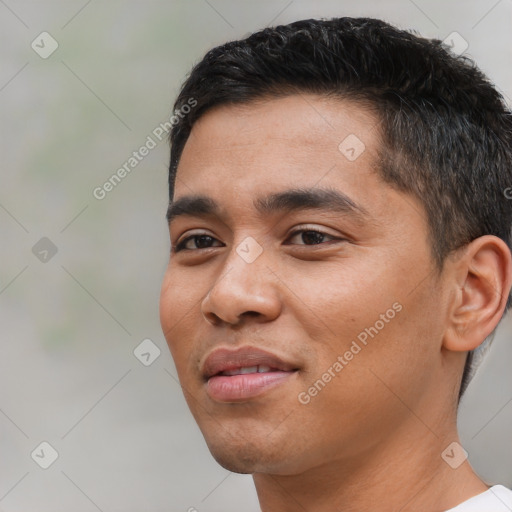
[167,17,512,398]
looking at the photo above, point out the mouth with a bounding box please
[216,364,284,376]
[201,346,300,402]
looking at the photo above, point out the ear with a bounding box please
[443,235,512,352]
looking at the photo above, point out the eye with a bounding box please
[173,233,223,252]
[172,227,342,253]
[285,228,339,246]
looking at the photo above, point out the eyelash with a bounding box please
[172,227,342,253]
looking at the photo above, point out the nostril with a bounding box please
[201,311,222,326]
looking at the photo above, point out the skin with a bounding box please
[159,94,512,512]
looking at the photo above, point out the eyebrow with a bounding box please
[166,187,370,225]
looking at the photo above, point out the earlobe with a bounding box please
[443,235,512,352]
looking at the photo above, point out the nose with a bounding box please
[200,242,282,327]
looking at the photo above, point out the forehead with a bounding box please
[173,94,396,224]
[180,94,380,165]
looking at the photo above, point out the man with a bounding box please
[159,17,512,511]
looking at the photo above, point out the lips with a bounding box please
[201,346,300,402]
[202,346,298,380]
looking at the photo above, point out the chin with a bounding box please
[202,430,302,475]
[209,449,259,474]
[202,434,257,472]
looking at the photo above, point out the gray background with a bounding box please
[1,1,511,511]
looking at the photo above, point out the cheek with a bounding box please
[159,263,202,325]
[159,268,191,359]
[159,267,207,381]
[283,259,400,345]
[159,269,174,333]
[287,254,434,386]
[321,279,441,409]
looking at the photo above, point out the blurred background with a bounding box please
[1,1,511,511]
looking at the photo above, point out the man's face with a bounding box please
[160,94,451,475]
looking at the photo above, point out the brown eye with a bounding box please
[286,229,338,246]
[173,234,223,252]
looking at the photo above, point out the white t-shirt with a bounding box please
[445,485,512,511]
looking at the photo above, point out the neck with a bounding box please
[252,414,487,512]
